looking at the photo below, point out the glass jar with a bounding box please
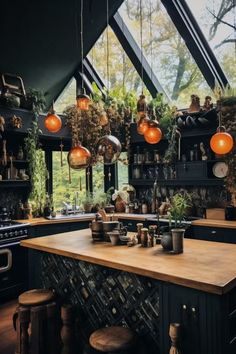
[141,228,149,247]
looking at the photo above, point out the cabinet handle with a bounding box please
[211,230,217,234]
[128,223,132,226]
[191,307,196,313]
[182,304,187,310]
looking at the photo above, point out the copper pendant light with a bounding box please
[210,128,233,155]
[210,107,234,155]
[144,120,162,144]
[67,142,91,170]
[76,88,91,111]
[96,134,121,165]
[137,114,150,135]
[44,106,62,133]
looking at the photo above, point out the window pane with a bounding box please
[54,78,76,113]
[92,163,104,193]
[87,26,149,94]
[52,151,86,211]
[185,0,236,86]
[119,0,211,107]
[118,152,129,190]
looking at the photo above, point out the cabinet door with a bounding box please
[162,284,207,354]
[192,226,236,243]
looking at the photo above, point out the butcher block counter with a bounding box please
[21,229,236,354]
[21,229,236,295]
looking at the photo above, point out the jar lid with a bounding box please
[141,228,148,232]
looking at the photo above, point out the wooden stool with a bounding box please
[13,289,60,354]
[89,326,137,354]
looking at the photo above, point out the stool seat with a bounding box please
[89,326,137,353]
[18,289,54,306]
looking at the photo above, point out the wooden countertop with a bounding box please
[21,229,236,295]
[16,213,154,226]
[192,219,236,229]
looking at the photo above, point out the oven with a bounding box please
[0,223,29,301]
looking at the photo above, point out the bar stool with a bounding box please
[88,326,138,354]
[13,289,60,354]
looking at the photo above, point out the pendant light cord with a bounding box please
[140,0,144,94]
[149,0,153,83]
[81,0,85,90]
[106,0,110,94]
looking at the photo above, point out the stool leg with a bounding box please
[46,302,61,354]
[13,306,20,354]
[19,307,30,354]
[169,323,181,354]
[30,305,47,354]
[61,304,76,354]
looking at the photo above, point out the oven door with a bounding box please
[0,241,28,300]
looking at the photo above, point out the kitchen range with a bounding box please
[0,208,29,301]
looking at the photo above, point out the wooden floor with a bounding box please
[0,300,17,354]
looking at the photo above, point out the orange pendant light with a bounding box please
[67,142,91,170]
[144,120,162,144]
[137,115,150,135]
[210,130,233,155]
[44,109,62,133]
[76,90,91,111]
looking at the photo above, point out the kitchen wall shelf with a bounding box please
[129,179,224,186]
[0,180,30,188]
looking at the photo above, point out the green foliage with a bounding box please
[26,88,46,115]
[169,192,192,228]
[149,93,176,135]
[24,115,48,216]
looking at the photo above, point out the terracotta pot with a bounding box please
[115,197,126,212]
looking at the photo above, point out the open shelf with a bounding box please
[130,179,224,186]
[0,180,30,188]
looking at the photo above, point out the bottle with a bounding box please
[141,228,149,247]
[141,200,148,214]
[17,146,24,160]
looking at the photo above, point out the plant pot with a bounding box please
[171,229,185,254]
[83,203,92,213]
[104,204,115,213]
[161,232,173,251]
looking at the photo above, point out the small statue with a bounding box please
[203,96,213,111]
[10,115,22,129]
[188,94,200,113]
[200,142,208,160]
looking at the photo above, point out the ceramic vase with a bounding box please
[171,229,185,254]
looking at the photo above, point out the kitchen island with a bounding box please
[21,229,236,354]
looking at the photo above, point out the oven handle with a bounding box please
[0,248,12,273]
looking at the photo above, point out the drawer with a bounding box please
[192,226,236,243]
[176,162,207,179]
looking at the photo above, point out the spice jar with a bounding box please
[141,228,149,247]
[136,223,143,244]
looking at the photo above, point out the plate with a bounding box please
[212,162,229,178]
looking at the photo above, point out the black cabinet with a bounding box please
[191,225,236,244]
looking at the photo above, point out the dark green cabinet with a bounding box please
[191,225,236,244]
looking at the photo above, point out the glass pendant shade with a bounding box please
[210,131,234,155]
[67,143,91,170]
[44,112,62,133]
[76,93,91,111]
[96,135,122,165]
[144,120,162,144]
[137,115,150,135]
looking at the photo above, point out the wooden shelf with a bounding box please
[130,179,224,186]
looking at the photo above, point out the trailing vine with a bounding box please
[24,90,48,216]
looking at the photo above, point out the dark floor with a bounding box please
[0,300,17,354]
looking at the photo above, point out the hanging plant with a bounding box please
[24,92,48,216]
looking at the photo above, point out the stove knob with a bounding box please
[9,232,13,237]
[4,232,8,238]
[0,233,3,239]
[24,229,28,235]
[14,230,19,236]
[19,230,24,235]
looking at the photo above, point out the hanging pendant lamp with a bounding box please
[68,142,91,170]
[144,120,162,144]
[44,106,62,133]
[210,127,233,155]
[76,0,91,111]
[96,134,121,165]
[137,115,150,135]
[210,107,234,155]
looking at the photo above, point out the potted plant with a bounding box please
[81,193,94,213]
[112,188,129,213]
[169,192,192,253]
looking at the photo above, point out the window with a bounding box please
[54,78,77,113]
[185,0,236,86]
[118,152,129,189]
[52,151,86,211]
[87,26,149,94]
[92,163,104,193]
[118,0,211,107]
